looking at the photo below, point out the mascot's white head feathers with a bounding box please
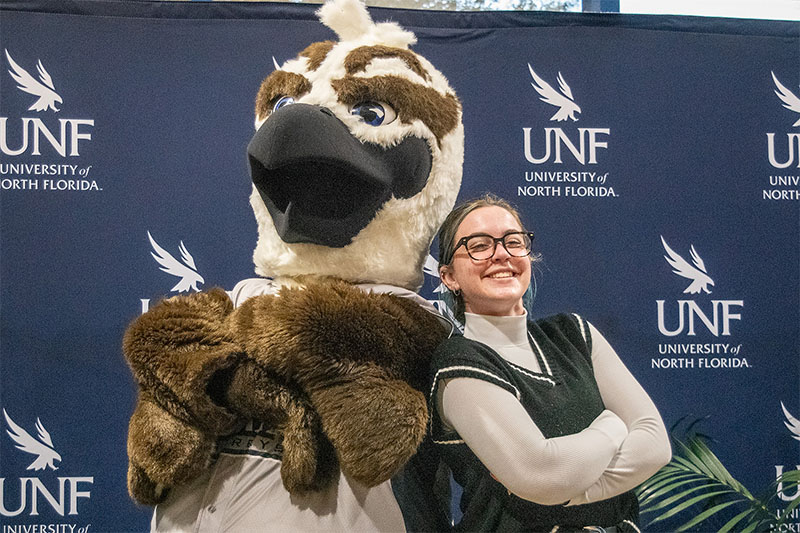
[248,0,463,290]
[317,0,416,48]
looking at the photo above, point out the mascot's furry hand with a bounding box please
[124,280,446,504]
[125,289,243,505]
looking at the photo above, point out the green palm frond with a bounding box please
[765,468,800,523]
[636,437,799,532]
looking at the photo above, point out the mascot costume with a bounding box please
[123,0,463,529]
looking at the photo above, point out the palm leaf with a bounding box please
[739,518,768,533]
[779,497,800,525]
[644,482,717,513]
[646,489,732,526]
[637,435,790,531]
[717,508,756,533]
[677,500,740,532]
[638,473,702,505]
[685,439,751,496]
[770,469,800,526]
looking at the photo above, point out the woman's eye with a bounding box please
[272,96,295,112]
[469,243,491,252]
[350,101,397,126]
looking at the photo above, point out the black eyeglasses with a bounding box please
[453,231,534,261]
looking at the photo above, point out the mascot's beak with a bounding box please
[248,103,432,248]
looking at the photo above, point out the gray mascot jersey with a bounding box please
[151,278,441,532]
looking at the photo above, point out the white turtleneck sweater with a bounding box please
[437,312,670,506]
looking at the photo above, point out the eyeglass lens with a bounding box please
[465,233,531,260]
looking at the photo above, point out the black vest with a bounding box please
[428,313,639,532]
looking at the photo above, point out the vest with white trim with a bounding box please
[428,313,638,531]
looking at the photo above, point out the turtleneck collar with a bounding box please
[463,311,529,348]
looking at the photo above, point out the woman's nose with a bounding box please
[492,242,511,261]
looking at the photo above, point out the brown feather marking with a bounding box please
[332,75,461,145]
[255,71,312,121]
[300,40,335,72]
[344,45,431,82]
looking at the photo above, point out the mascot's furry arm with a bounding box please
[124,280,447,504]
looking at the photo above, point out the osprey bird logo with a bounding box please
[148,231,205,293]
[5,49,63,112]
[3,409,62,471]
[661,236,715,295]
[781,402,800,442]
[423,253,461,325]
[772,71,800,127]
[423,254,446,294]
[528,64,581,122]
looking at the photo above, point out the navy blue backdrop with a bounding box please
[0,1,798,530]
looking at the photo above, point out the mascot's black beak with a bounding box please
[247,103,432,248]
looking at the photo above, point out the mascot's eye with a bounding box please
[272,96,295,112]
[350,101,396,126]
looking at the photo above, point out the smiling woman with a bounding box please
[439,202,533,317]
[429,194,672,532]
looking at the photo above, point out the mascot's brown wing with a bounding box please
[123,281,447,503]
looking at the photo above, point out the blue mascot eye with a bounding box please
[351,101,396,126]
[273,96,295,112]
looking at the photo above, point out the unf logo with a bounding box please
[776,402,800,502]
[656,236,743,337]
[0,49,94,157]
[140,232,205,313]
[523,63,609,165]
[1,409,93,517]
[768,71,800,168]
[148,232,204,293]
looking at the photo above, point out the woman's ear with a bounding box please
[439,265,459,293]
